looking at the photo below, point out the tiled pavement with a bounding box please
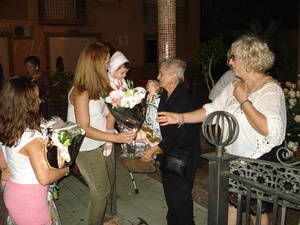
[56,161,208,225]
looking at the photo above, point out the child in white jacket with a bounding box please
[104,51,130,156]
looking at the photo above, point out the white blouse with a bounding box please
[2,129,43,184]
[67,87,107,151]
[203,82,286,159]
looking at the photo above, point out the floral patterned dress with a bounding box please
[142,93,162,144]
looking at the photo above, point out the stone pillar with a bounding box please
[298,1,300,74]
[158,0,176,63]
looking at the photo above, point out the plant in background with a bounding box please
[281,81,300,152]
[195,37,227,91]
[51,71,74,92]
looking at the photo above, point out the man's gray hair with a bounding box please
[160,58,186,82]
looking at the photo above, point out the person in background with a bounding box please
[104,51,130,156]
[0,75,69,225]
[142,58,200,225]
[157,34,286,225]
[208,69,237,101]
[24,56,52,119]
[55,56,64,73]
[67,42,135,225]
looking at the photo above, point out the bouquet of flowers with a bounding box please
[41,117,85,168]
[104,81,147,157]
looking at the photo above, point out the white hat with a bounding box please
[108,51,129,76]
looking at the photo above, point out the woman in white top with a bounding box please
[157,34,286,225]
[67,42,135,225]
[0,76,69,225]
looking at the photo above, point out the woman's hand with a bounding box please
[233,80,249,103]
[157,112,180,126]
[57,150,67,169]
[141,145,161,162]
[141,148,156,162]
[114,130,136,143]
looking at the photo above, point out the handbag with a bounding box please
[160,154,189,177]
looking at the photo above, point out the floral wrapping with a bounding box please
[105,85,147,157]
[41,117,85,200]
[41,117,85,167]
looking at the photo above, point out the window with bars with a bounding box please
[144,0,187,26]
[39,0,87,25]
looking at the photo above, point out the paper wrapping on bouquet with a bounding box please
[41,117,85,168]
[106,102,145,130]
[106,103,147,157]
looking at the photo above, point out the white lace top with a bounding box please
[203,82,286,159]
[2,129,43,184]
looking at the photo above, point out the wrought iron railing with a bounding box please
[201,111,300,225]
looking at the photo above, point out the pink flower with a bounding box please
[107,90,125,107]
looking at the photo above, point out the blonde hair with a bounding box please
[228,34,275,73]
[146,80,160,92]
[73,42,112,99]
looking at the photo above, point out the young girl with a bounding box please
[67,42,135,225]
[104,51,130,156]
[107,51,130,91]
[0,76,68,225]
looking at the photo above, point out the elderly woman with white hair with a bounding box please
[142,58,200,225]
[157,34,287,225]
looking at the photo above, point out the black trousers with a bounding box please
[161,159,198,225]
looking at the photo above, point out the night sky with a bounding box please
[201,0,298,39]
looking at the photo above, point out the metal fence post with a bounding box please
[201,111,239,225]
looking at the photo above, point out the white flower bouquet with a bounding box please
[104,81,147,157]
[41,117,85,168]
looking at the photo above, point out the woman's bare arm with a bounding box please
[157,108,206,126]
[21,139,68,186]
[72,90,135,143]
[0,149,9,186]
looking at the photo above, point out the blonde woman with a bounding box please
[67,42,135,225]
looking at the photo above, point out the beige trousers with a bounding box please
[76,145,114,225]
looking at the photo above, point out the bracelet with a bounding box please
[65,167,70,176]
[178,114,184,128]
[240,99,252,108]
